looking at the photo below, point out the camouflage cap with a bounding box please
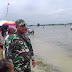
[15,19,26,26]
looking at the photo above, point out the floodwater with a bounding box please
[30,25,72,72]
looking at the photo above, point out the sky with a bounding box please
[0,0,72,25]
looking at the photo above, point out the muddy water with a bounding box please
[30,25,72,72]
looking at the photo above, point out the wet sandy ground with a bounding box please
[30,36,72,72]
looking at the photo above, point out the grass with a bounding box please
[35,60,61,72]
[36,61,47,67]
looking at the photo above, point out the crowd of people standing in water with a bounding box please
[0,19,35,72]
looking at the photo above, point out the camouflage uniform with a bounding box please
[5,19,34,72]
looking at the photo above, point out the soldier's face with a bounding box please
[16,25,26,34]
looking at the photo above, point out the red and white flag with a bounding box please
[8,3,10,5]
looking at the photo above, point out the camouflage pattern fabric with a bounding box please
[15,19,26,26]
[5,33,34,72]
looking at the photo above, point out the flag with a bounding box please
[8,3,10,5]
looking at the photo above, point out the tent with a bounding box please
[0,20,8,26]
[3,22,16,29]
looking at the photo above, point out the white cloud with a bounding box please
[0,0,72,24]
[47,9,64,15]
[55,9,64,13]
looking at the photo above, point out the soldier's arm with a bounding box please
[26,35,35,67]
[26,35,35,60]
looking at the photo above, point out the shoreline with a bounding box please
[31,55,61,72]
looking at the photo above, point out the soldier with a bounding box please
[5,19,35,72]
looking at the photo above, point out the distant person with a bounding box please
[32,29,34,36]
[25,27,29,35]
[71,25,72,30]
[32,29,34,34]
[43,26,44,28]
[5,19,35,72]
[8,27,15,35]
[1,25,9,59]
[1,24,9,45]
[5,27,15,40]
[0,59,14,72]
[1,24,9,38]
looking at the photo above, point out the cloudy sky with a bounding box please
[0,0,72,25]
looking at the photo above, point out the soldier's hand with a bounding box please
[32,60,35,67]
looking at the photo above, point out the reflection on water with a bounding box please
[30,25,72,72]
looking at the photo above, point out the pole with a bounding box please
[6,3,9,20]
